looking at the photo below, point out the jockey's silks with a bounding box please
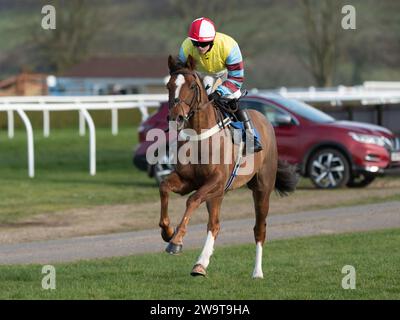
[178,32,244,97]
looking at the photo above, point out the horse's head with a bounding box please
[166,55,207,130]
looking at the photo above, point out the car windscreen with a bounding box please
[273,97,335,123]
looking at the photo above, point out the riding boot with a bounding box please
[235,109,263,153]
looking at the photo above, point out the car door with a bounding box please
[240,99,301,164]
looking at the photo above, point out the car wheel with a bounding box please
[346,173,376,188]
[308,148,350,189]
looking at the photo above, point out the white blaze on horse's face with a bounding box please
[174,74,185,99]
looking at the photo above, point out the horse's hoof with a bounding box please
[161,228,174,243]
[190,264,207,277]
[165,242,183,255]
[252,272,264,279]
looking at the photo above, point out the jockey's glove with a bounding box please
[208,91,221,102]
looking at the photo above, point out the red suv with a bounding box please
[133,94,400,188]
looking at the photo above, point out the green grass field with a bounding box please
[0,228,399,299]
[0,125,159,223]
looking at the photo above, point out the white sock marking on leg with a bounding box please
[252,242,264,279]
[196,231,215,268]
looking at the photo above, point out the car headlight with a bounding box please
[349,132,387,147]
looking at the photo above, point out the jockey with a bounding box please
[178,17,262,153]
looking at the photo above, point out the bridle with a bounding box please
[168,69,208,127]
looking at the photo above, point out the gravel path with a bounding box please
[0,201,399,265]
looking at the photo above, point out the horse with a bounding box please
[159,54,297,278]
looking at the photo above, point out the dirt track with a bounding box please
[0,201,399,265]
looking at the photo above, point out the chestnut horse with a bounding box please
[159,55,297,278]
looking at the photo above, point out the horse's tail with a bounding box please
[275,159,298,197]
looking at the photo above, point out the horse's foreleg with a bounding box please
[166,173,223,254]
[191,196,223,277]
[251,189,271,279]
[159,172,192,243]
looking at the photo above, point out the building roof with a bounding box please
[62,56,169,78]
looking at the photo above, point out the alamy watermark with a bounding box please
[342,5,356,30]
[41,5,56,30]
[341,265,356,289]
[41,265,56,290]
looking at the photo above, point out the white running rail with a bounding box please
[271,83,400,106]
[0,94,168,177]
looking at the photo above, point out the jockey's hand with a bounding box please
[208,91,221,102]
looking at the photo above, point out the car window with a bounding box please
[273,97,335,123]
[239,100,290,126]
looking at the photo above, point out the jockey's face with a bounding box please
[196,44,210,55]
[191,40,212,55]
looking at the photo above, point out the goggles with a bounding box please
[191,40,212,48]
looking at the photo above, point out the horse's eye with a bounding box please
[190,82,196,89]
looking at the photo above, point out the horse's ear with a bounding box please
[186,55,196,70]
[168,55,176,72]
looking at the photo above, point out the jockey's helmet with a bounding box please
[188,17,216,42]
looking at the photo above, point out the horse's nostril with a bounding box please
[177,115,184,123]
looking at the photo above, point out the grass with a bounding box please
[0,109,147,130]
[0,228,399,299]
[0,125,159,223]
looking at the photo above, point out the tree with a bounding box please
[300,0,342,87]
[33,0,102,73]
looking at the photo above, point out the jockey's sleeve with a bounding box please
[216,44,244,97]
[178,45,187,64]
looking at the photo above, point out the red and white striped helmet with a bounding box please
[188,17,216,42]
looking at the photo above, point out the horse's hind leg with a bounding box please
[251,188,271,279]
[191,196,223,277]
[159,172,193,243]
